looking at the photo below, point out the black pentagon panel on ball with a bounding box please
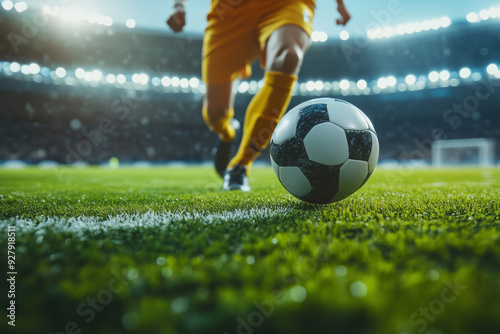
[295,104,330,139]
[299,161,341,204]
[345,130,373,161]
[270,136,308,167]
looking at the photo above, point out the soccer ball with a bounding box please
[270,98,379,204]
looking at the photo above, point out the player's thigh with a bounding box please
[204,82,234,119]
[265,24,311,74]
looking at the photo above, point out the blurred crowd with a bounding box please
[0,9,499,164]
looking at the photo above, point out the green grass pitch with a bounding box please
[1,167,499,334]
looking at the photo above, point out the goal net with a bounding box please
[432,138,495,167]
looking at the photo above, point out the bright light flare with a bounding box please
[339,30,349,41]
[126,19,136,29]
[405,74,417,85]
[459,67,471,79]
[14,1,27,12]
[2,1,13,11]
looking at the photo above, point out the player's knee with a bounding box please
[268,45,303,74]
[203,102,228,124]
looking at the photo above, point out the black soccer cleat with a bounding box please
[223,164,250,192]
[214,119,241,178]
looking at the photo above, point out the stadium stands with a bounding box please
[0,7,499,164]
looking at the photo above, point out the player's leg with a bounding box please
[226,25,310,181]
[203,81,241,177]
[203,81,235,143]
[202,0,258,179]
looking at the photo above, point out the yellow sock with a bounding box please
[202,106,236,142]
[228,71,297,171]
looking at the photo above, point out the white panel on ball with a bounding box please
[303,123,349,166]
[332,160,368,202]
[363,114,376,133]
[293,98,336,110]
[279,166,312,198]
[368,132,379,173]
[270,156,280,179]
[327,100,368,131]
[272,108,300,144]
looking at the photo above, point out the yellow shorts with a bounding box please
[202,0,316,84]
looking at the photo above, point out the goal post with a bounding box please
[432,138,495,167]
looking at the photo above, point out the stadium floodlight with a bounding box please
[84,72,93,82]
[366,29,379,39]
[14,1,27,12]
[323,82,332,91]
[55,67,66,78]
[439,17,451,28]
[422,20,431,30]
[133,73,149,85]
[238,81,249,93]
[356,79,367,90]
[106,74,116,84]
[471,72,482,81]
[416,81,426,90]
[489,7,499,18]
[88,12,98,24]
[19,65,28,75]
[311,31,327,42]
[171,76,180,87]
[91,70,102,81]
[439,70,450,81]
[306,80,315,91]
[430,19,440,30]
[405,74,417,85]
[486,64,498,75]
[299,83,307,95]
[249,80,258,93]
[479,9,489,21]
[28,63,40,75]
[395,25,405,35]
[387,26,397,37]
[459,67,471,79]
[314,80,324,91]
[377,77,388,89]
[404,23,415,34]
[450,78,460,87]
[189,77,199,89]
[9,62,20,73]
[180,78,189,88]
[126,19,136,29]
[161,76,170,87]
[386,76,397,87]
[319,31,328,42]
[116,74,126,84]
[428,71,439,82]
[75,68,85,79]
[1,1,13,11]
[339,79,350,90]
[151,77,161,86]
[102,16,113,27]
[466,12,479,23]
[339,30,349,41]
